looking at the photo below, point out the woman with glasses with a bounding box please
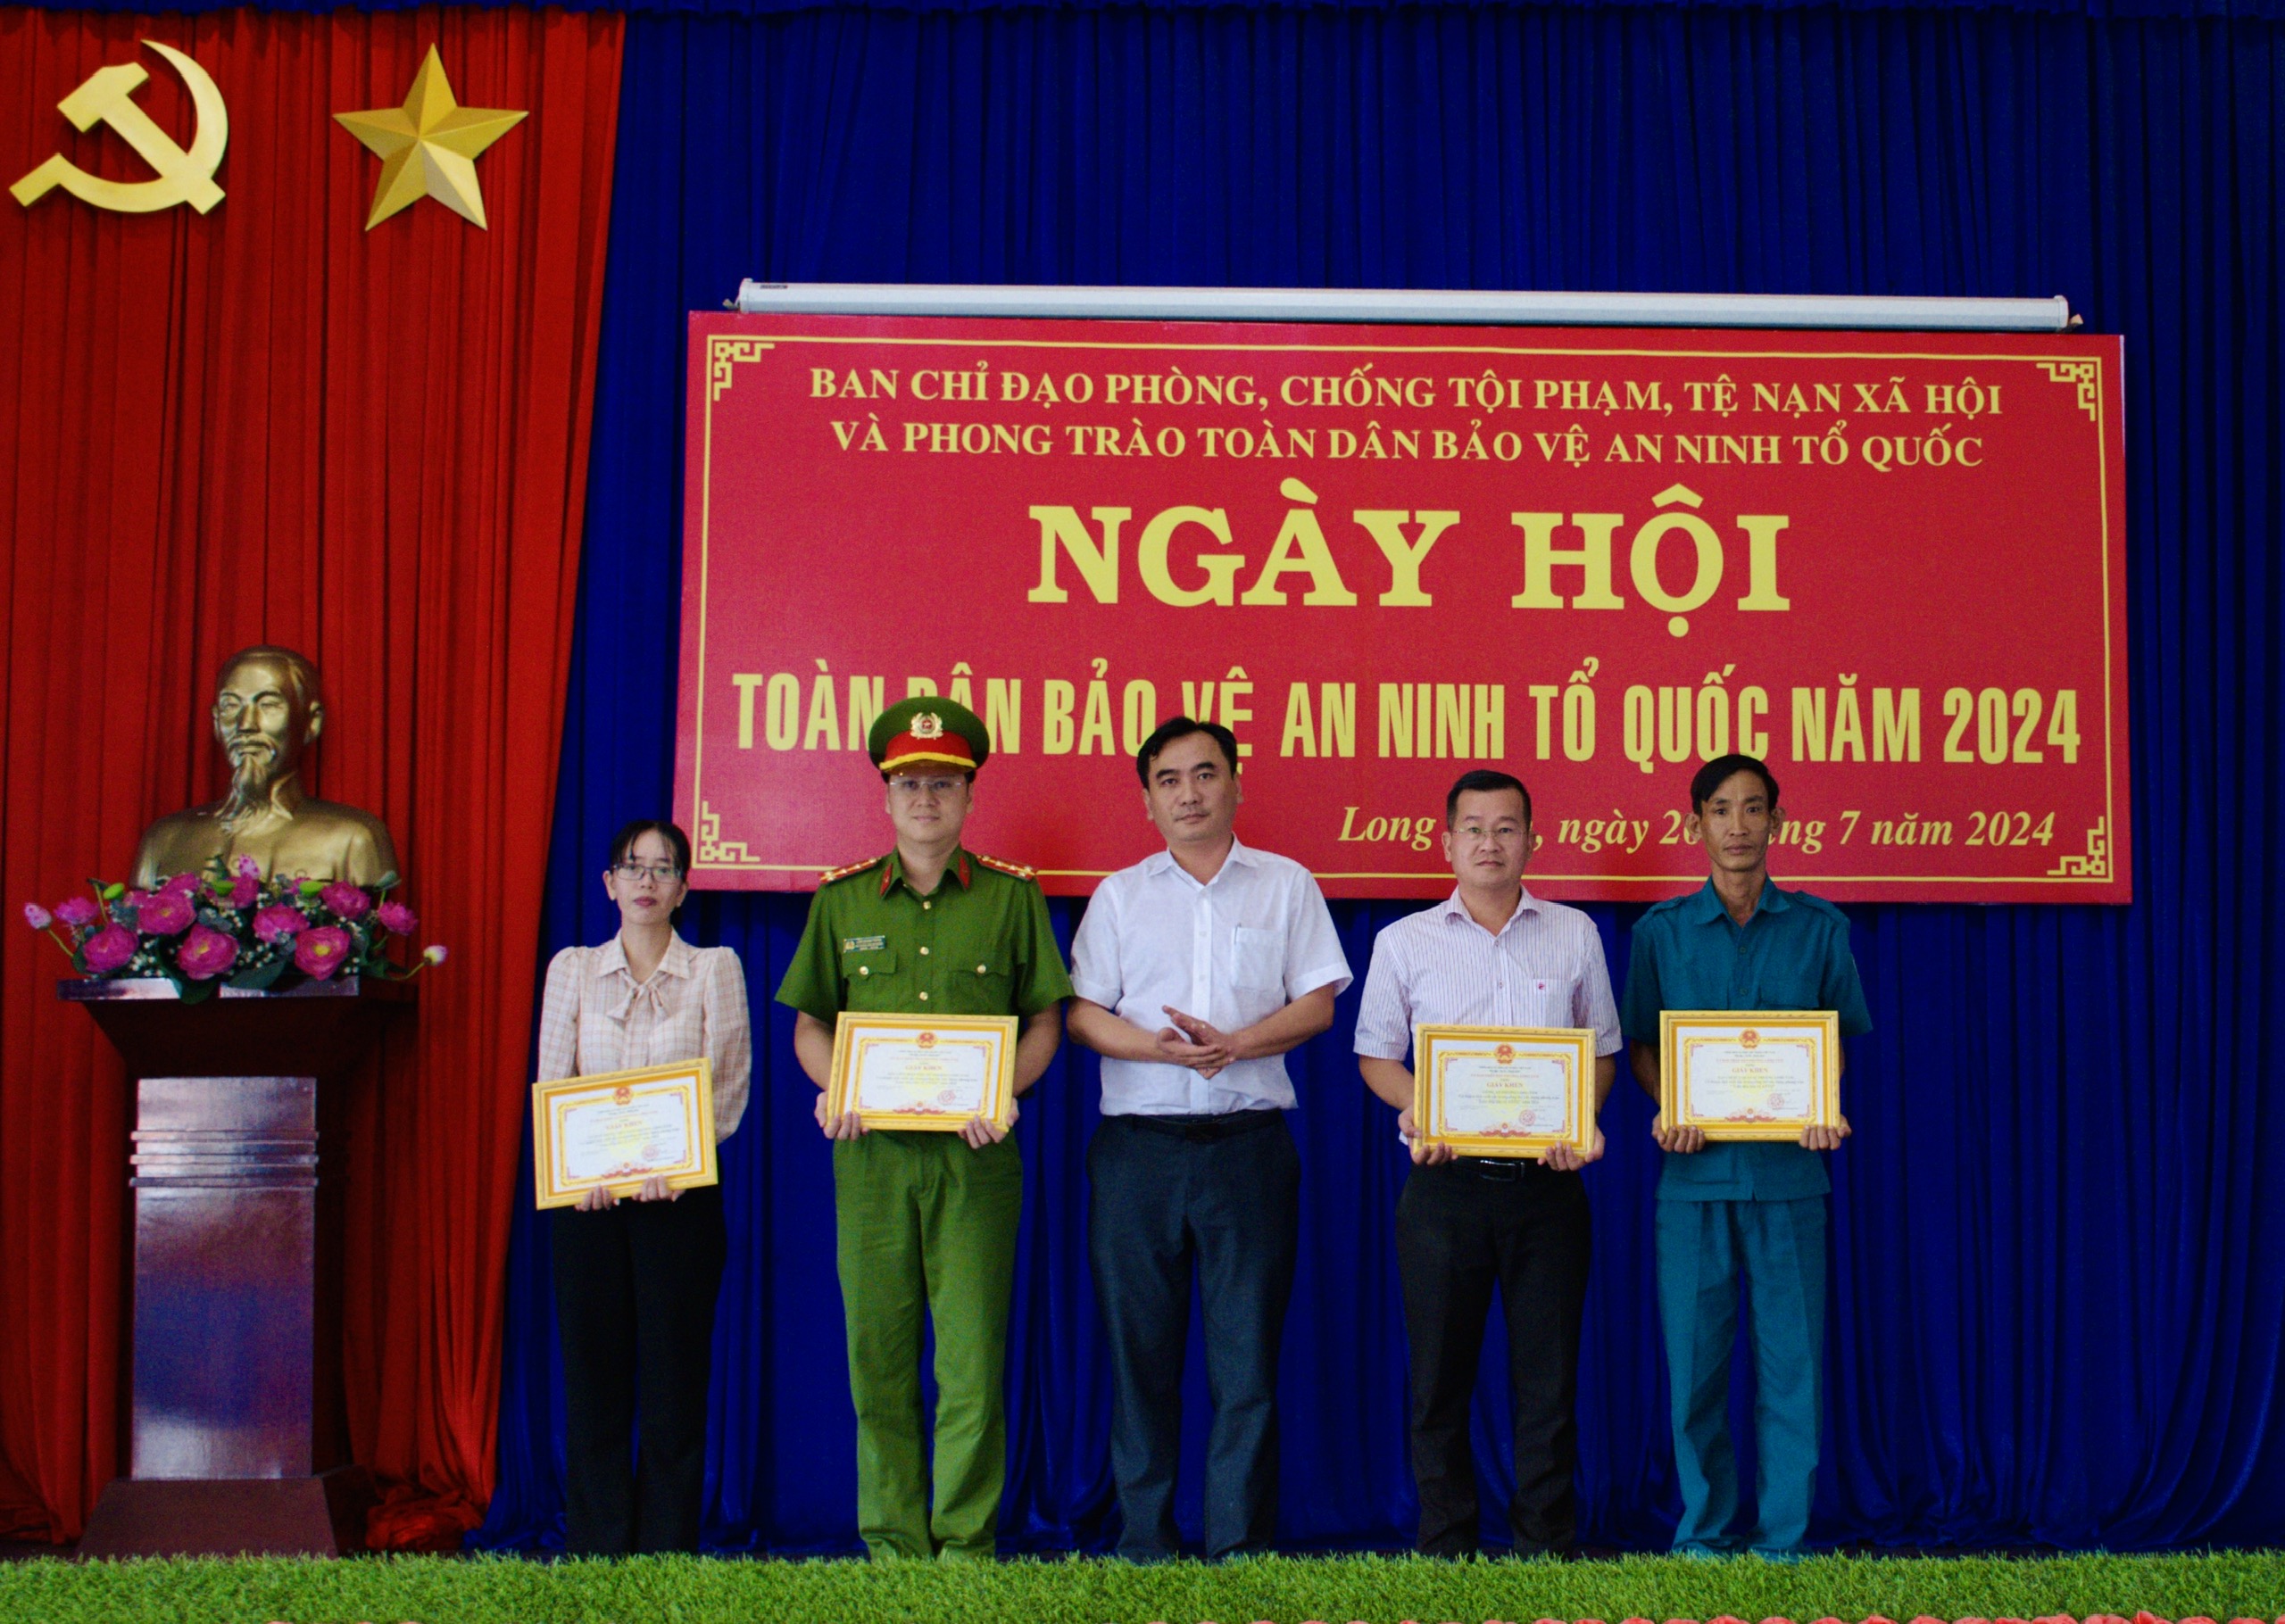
[533,819,752,1554]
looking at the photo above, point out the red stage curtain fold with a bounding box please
[0,4,624,1545]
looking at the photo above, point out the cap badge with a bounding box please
[911,711,944,740]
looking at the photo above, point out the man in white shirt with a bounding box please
[1353,768,1620,1558]
[1068,717,1352,1560]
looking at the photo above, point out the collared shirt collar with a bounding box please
[878,846,972,898]
[1684,875,1791,924]
[596,932,698,981]
[1436,883,1542,935]
[1142,833,1259,885]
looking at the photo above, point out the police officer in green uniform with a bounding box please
[777,697,1071,1561]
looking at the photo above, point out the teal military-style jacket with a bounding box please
[776,846,1073,1024]
[1621,878,1872,1202]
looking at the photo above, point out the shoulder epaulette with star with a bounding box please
[972,852,1037,882]
[818,855,886,885]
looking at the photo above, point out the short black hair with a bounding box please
[1444,769,1532,827]
[1135,717,1240,786]
[1690,754,1781,814]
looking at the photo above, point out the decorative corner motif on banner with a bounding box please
[2034,360,2100,421]
[696,801,755,865]
[2047,816,2109,879]
[710,337,775,402]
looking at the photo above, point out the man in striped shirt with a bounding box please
[1353,767,1621,1558]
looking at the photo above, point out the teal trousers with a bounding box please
[1653,1195,1826,1555]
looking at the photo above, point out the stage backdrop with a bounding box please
[0,5,622,1545]
[481,0,2283,1554]
[677,314,2128,903]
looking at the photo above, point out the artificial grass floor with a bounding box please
[1,1551,2282,1624]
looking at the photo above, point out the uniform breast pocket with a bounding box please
[1231,925,1284,991]
[965,956,1015,1004]
[839,946,899,990]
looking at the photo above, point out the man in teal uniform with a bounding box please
[1622,753,1871,1560]
[776,697,1071,1560]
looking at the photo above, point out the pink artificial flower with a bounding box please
[159,871,201,897]
[138,891,195,936]
[376,900,418,935]
[226,874,258,908]
[82,925,137,974]
[235,856,260,879]
[319,882,371,922]
[423,944,449,965]
[54,896,99,929]
[253,904,307,943]
[175,924,240,982]
[22,902,54,931]
[295,925,353,980]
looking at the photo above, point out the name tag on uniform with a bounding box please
[843,935,887,953]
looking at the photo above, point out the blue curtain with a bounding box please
[475,3,2285,1553]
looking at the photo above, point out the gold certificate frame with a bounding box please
[1658,1010,1840,1141]
[533,1058,719,1209]
[1414,1023,1596,1159]
[827,1012,1018,1131]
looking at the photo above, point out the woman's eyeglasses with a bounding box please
[611,861,683,883]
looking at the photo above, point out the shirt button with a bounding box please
[918,990,930,1001]
[919,946,930,957]
[859,966,870,977]
[922,900,933,911]
[976,964,988,974]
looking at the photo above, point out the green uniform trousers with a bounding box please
[834,1128,1022,1559]
[1654,1194,1826,1555]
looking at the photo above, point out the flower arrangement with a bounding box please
[23,857,446,1002]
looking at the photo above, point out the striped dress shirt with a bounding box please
[1352,887,1623,1064]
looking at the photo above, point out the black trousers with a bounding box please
[1087,1111,1300,1560]
[549,1182,727,1554]
[1396,1157,1591,1556]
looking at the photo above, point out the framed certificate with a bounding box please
[827,1012,1019,1131]
[1658,1011,1840,1140]
[1413,1023,1596,1158]
[532,1059,719,1209]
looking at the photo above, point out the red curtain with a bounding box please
[0,5,623,1545]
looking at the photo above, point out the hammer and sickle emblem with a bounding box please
[11,41,228,215]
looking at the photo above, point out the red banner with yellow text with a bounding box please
[676,313,2127,903]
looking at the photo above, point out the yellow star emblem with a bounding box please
[334,46,526,230]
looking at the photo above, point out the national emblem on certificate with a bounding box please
[1413,1024,1596,1159]
[827,1012,1018,1131]
[1658,1011,1841,1140]
[532,1059,719,1209]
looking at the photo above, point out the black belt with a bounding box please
[1436,1155,1555,1181]
[1119,1110,1283,1144]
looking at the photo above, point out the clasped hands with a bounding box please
[814,1089,1011,1150]
[1153,1006,1239,1077]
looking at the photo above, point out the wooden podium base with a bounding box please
[78,1465,375,1558]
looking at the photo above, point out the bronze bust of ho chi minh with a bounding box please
[131,645,400,890]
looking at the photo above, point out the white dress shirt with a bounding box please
[1352,886,1622,1064]
[1072,837,1352,1114]
[536,934,753,1140]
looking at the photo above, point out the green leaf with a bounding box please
[228,954,289,992]
[298,878,326,897]
[101,882,126,900]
